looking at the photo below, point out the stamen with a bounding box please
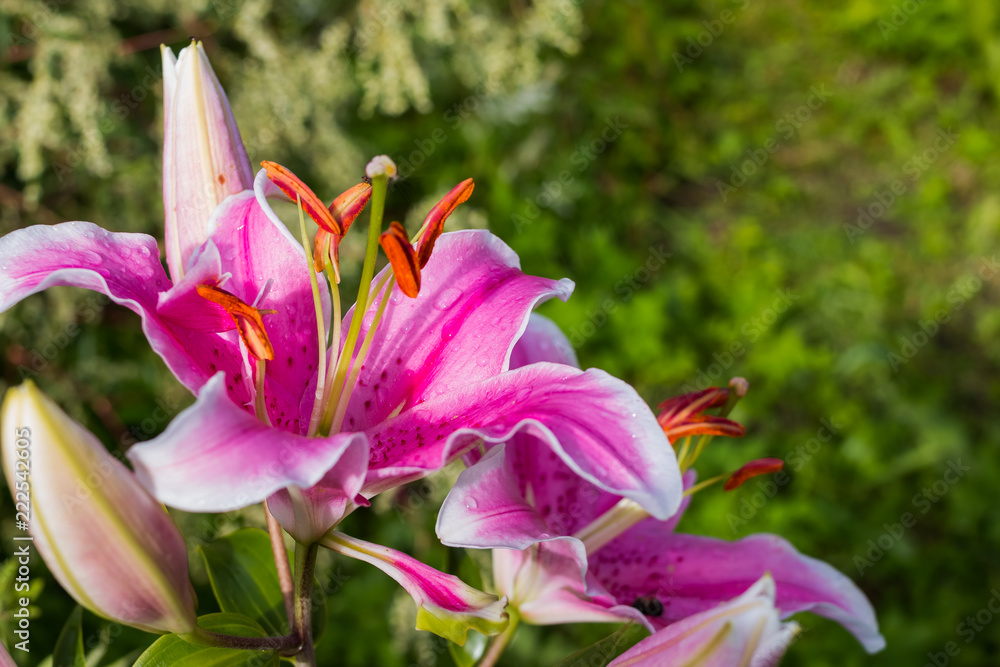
[682,458,785,497]
[663,379,748,472]
[723,458,784,491]
[329,277,397,434]
[415,178,474,268]
[254,359,272,426]
[196,284,274,361]
[260,161,343,235]
[573,498,649,555]
[252,278,274,308]
[294,195,328,438]
[379,222,420,298]
[317,182,373,284]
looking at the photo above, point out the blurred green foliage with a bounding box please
[1,0,999,664]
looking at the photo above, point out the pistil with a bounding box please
[318,158,392,436]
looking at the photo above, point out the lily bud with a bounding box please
[1,383,197,634]
[162,41,253,281]
[609,575,799,667]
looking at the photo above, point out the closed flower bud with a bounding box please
[1,382,197,634]
[162,41,253,281]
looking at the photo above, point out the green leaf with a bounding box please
[134,613,279,667]
[448,631,487,667]
[53,607,86,667]
[199,528,289,636]
[552,623,647,667]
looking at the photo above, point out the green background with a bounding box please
[1,0,998,664]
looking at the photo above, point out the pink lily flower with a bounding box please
[608,575,799,667]
[436,315,886,653]
[0,43,683,639]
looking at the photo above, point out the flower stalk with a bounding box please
[293,542,319,666]
[479,610,519,667]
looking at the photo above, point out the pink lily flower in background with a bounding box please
[437,314,886,654]
[608,575,799,667]
[0,42,685,640]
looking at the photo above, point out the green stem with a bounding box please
[293,542,319,666]
[189,626,300,651]
[264,502,295,633]
[318,174,388,436]
[479,610,519,667]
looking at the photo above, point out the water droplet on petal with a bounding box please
[434,287,462,310]
[466,498,479,510]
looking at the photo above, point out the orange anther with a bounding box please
[261,161,343,235]
[196,284,275,361]
[724,458,784,491]
[417,178,474,268]
[379,222,421,298]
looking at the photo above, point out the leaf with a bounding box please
[53,607,86,667]
[448,631,487,667]
[199,528,290,636]
[552,623,647,667]
[133,613,279,667]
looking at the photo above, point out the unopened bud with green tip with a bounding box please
[1,382,197,634]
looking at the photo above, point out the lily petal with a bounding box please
[493,539,649,629]
[2,383,196,634]
[210,190,330,431]
[341,230,574,432]
[163,42,252,280]
[436,445,552,549]
[127,374,368,522]
[320,532,508,644]
[439,448,697,551]
[0,221,237,395]
[588,527,886,653]
[509,312,579,369]
[609,575,798,667]
[156,239,235,333]
[364,362,683,522]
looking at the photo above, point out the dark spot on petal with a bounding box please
[217,174,226,185]
[631,596,663,617]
